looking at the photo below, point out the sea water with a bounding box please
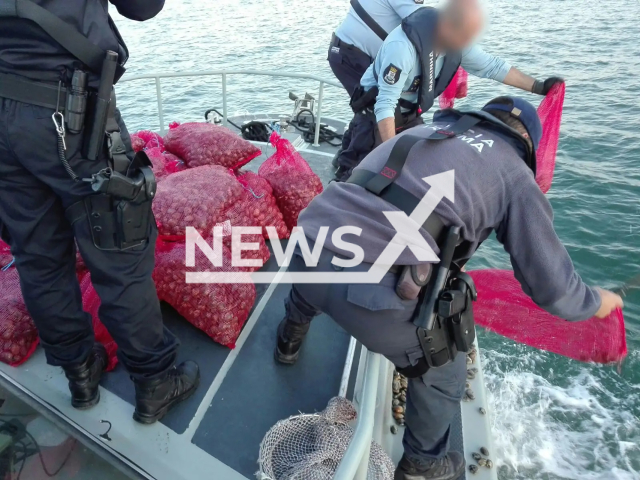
[113,0,640,478]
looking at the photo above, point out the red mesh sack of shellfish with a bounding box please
[235,170,290,240]
[469,269,627,364]
[134,130,164,151]
[535,83,565,194]
[79,274,118,371]
[131,134,146,153]
[439,68,468,109]
[258,133,323,230]
[153,239,256,348]
[0,268,39,366]
[0,239,12,268]
[146,147,186,180]
[164,122,261,170]
[153,166,271,269]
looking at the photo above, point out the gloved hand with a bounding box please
[531,77,565,95]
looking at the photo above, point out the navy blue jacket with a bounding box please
[0,0,164,82]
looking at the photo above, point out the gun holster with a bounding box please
[399,271,478,378]
[350,86,378,113]
[66,152,157,251]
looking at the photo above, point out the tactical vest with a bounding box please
[401,8,462,114]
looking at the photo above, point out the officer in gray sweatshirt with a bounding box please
[273,96,623,480]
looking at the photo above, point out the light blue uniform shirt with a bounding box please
[335,0,426,59]
[361,26,512,122]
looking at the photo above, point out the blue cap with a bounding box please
[481,96,542,150]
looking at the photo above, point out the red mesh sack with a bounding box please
[0,240,12,268]
[0,268,39,366]
[146,147,186,179]
[153,165,247,236]
[134,130,164,151]
[439,68,468,109]
[258,133,323,230]
[131,134,146,153]
[79,274,118,371]
[469,269,627,364]
[153,239,255,348]
[235,170,290,240]
[164,123,261,170]
[535,83,565,194]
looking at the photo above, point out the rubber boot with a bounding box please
[133,361,200,425]
[394,453,465,480]
[62,343,108,410]
[274,317,310,365]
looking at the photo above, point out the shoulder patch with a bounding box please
[383,64,402,85]
[414,0,424,4]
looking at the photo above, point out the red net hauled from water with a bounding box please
[469,269,627,364]
[439,68,469,109]
[259,133,323,230]
[535,83,565,194]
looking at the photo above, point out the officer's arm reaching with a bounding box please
[495,173,623,321]
[372,42,415,142]
[461,45,564,96]
[109,0,165,21]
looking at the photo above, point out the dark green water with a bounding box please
[114,0,640,478]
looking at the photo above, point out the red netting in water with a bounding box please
[0,268,39,366]
[153,239,256,348]
[469,269,627,364]
[535,83,565,194]
[79,274,118,371]
[164,122,261,170]
[235,170,290,240]
[258,133,323,230]
[439,68,469,109]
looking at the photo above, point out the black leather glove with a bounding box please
[532,77,565,95]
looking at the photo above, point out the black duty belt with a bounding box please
[0,73,68,111]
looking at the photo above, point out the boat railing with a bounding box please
[119,70,344,146]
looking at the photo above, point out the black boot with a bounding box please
[331,165,351,183]
[394,453,465,480]
[63,343,108,410]
[133,361,200,425]
[274,317,310,365]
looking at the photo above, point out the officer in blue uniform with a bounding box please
[274,96,624,479]
[0,0,199,424]
[332,0,564,181]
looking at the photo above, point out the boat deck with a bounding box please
[0,120,495,479]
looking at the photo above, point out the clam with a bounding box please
[480,447,489,456]
[471,452,482,462]
[477,458,487,467]
[486,460,493,469]
[468,465,478,474]
[479,407,486,415]
[390,425,398,435]
[465,389,475,401]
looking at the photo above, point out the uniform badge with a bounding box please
[414,0,424,4]
[383,64,402,85]
[407,76,421,93]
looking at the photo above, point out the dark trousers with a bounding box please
[327,35,373,169]
[0,98,178,380]
[334,111,425,181]
[284,248,466,462]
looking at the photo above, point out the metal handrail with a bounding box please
[118,70,344,146]
[334,350,382,480]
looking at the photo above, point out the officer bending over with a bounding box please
[333,0,564,181]
[0,0,199,424]
[274,97,623,479]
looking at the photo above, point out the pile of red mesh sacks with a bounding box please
[0,264,118,368]
[144,123,321,349]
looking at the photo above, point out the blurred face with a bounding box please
[437,0,484,52]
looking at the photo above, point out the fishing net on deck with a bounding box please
[469,269,627,364]
[257,397,394,480]
[535,82,565,193]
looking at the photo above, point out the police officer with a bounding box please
[274,97,623,479]
[333,0,564,181]
[0,0,199,424]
